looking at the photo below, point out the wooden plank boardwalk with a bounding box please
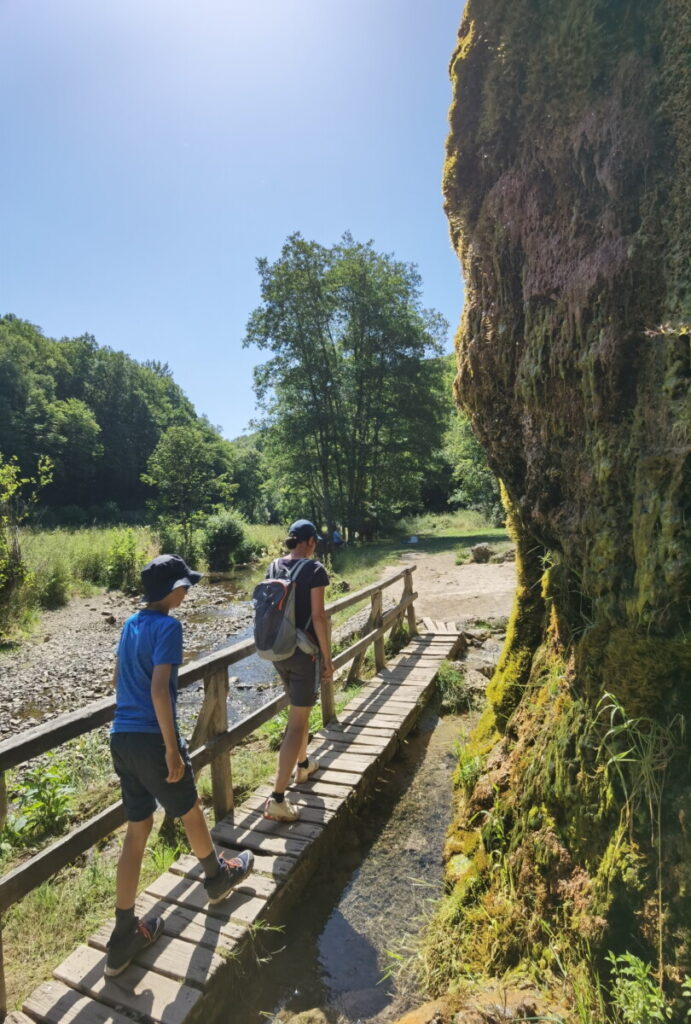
[16,627,461,1024]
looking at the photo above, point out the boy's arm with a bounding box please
[151,664,184,782]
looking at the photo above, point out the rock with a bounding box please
[469,543,491,563]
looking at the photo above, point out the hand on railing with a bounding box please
[321,657,334,681]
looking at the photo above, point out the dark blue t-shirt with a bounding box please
[112,609,183,733]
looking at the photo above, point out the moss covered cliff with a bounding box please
[436,0,690,1011]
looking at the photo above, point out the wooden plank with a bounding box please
[211,823,308,859]
[145,872,268,925]
[308,749,377,772]
[0,801,125,914]
[0,697,115,772]
[168,855,280,901]
[24,979,136,1024]
[320,721,397,739]
[133,893,248,949]
[53,945,200,1024]
[6,1013,35,1024]
[312,734,388,754]
[88,931,224,990]
[245,792,338,823]
[291,775,358,796]
[217,808,324,843]
[253,785,345,814]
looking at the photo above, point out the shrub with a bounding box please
[156,520,204,568]
[35,560,71,609]
[201,510,248,571]
[106,529,140,590]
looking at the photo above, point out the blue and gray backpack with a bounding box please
[252,558,319,661]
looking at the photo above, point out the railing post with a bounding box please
[206,669,233,823]
[321,615,336,726]
[347,587,381,685]
[404,569,417,635]
[373,590,386,671]
[0,916,6,1021]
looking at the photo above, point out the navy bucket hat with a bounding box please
[141,554,202,602]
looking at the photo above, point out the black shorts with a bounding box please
[276,650,321,708]
[110,732,198,822]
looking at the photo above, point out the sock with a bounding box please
[272,791,285,803]
[200,850,221,879]
[297,758,309,769]
[111,906,136,941]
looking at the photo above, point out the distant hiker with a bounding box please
[106,553,253,977]
[262,519,333,822]
[332,527,344,549]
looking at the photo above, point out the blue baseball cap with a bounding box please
[141,554,202,601]
[288,519,319,542]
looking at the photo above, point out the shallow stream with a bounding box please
[223,708,467,1024]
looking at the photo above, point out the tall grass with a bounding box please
[19,526,156,608]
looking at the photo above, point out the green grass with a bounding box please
[20,525,156,606]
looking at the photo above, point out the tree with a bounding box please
[244,233,449,534]
[435,0,691,1002]
[141,425,235,548]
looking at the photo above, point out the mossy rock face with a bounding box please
[437,0,691,999]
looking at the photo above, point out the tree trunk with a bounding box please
[439,0,690,996]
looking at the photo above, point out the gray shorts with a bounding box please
[110,732,198,822]
[276,650,321,707]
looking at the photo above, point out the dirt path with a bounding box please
[387,548,515,624]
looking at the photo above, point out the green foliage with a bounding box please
[436,659,473,713]
[0,314,217,515]
[607,952,672,1024]
[201,509,249,570]
[142,424,236,553]
[5,756,75,840]
[0,452,53,640]
[105,528,141,590]
[155,519,205,568]
[244,232,450,532]
[443,409,502,523]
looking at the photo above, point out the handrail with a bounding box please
[0,563,418,1014]
[0,566,415,773]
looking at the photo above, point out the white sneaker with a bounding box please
[294,757,319,784]
[263,796,300,822]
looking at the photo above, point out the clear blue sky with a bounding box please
[1,0,465,440]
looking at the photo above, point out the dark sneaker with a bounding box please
[204,850,254,905]
[104,916,164,977]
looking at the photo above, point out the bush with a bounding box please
[106,529,141,590]
[34,560,71,609]
[201,510,248,571]
[156,520,204,568]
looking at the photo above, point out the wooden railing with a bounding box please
[0,564,417,1015]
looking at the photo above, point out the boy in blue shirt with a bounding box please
[106,553,253,977]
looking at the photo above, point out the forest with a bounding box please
[0,234,499,641]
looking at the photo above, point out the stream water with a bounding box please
[224,709,466,1024]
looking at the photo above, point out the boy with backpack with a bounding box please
[106,553,253,977]
[253,520,333,822]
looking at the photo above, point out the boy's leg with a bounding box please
[106,814,163,976]
[180,799,253,904]
[115,815,154,910]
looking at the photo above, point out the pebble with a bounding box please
[0,582,254,742]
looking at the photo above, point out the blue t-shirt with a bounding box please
[112,609,183,733]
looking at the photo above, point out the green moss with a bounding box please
[486,486,546,729]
